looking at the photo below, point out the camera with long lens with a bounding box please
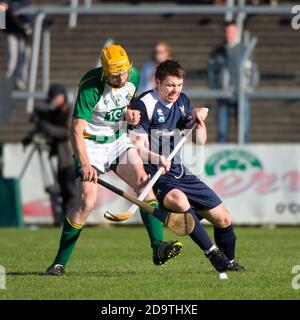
[22,102,56,148]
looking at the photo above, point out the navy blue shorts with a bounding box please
[153,173,222,211]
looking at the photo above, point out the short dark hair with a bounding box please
[224,19,237,27]
[47,83,67,103]
[155,60,185,82]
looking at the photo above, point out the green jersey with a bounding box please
[73,66,140,139]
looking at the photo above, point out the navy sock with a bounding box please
[214,224,236,261]
[188,209,213,251]
[152,207,168,223]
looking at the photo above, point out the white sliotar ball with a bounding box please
[218,272,228,280]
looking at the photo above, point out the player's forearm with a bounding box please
[70,119,90,166]
[192,123,207,145]
[134,141,159,164]
[190,108,208,145]
[130,135,160,165]
[71,135,90,166]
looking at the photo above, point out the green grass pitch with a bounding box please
[0,226,299,300]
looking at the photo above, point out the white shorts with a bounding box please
[84,134,134,173]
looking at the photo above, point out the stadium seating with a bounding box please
[0,3,299,143]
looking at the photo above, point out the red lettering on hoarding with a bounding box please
[252,171,279,194]
[214,174,255,196]
[283,171,300,191]
[213,170,300,197]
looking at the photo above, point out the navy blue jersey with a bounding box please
[130,89,193,177]
[130,89,222,211]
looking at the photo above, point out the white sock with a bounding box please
[204,244,217,255]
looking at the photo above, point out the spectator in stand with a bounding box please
[0,0,32,90]
[138,41,173,95]
[207,20,259,143]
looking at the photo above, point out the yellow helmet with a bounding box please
[100,44,131,76]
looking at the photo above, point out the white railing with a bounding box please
[13,2,299,144]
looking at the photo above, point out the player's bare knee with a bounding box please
[164,190,189,212]
[215,211,232,228]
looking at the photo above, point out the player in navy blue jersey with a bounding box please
[129,60,245,272]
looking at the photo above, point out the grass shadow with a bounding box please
[6,271,45,276]
[70,270,139,278]
[7,270,139,278]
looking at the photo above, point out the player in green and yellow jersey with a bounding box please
[45,45,182,275]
